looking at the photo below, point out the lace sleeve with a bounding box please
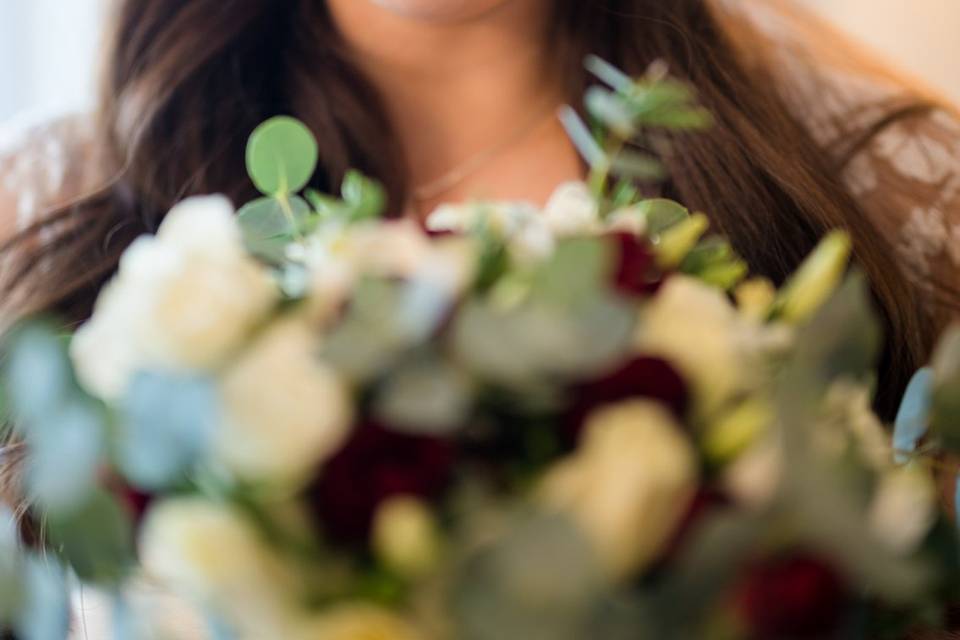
[725,0,960,328]
[844,108,960,323]
[0,113,97,241]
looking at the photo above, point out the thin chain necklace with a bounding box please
[410,99,560,208]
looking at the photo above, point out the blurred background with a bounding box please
[0,0,957,123]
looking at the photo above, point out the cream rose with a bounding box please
[139,497,300,636]
[539,399,698,580]
[635,275,755,415]
[70,196,276,400]
[215,317,352,485]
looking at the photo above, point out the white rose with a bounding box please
[295,221,477,326]
[216,317,353,485]
[539,399,697,579]
[71,196,276,400]
[140,497,300,636]
[635,276,753,415]
[542,181,600,236]
[426,201,555,263]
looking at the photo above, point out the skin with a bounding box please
[326,0,584,217]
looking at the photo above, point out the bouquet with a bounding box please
[2,58,960,640]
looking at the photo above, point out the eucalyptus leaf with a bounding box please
[558,106,606,169]
[25,398,106,516]
[118,372,218,491]
[531,237,611,306]
[609,149,665,182]
[237,195,310,262]
[453,293,633,388]
[374,355,474,435]
[46,490,134,586]
[585,87,636,138]
[246,116,318,196]
[12,557,69,640]
[451,513,605,640]
[893,368,933,463]
[341,170,387,221]
[636,198,689,236]
[3,323,72,425]
[585,55,633,92]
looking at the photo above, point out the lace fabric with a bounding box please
[0,112,96,235]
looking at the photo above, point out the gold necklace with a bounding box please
[410,100,560,206]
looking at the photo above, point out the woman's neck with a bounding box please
[326,0,582,214]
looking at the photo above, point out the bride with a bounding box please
[1,0,959,637]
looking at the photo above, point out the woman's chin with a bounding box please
[369,0,516,22]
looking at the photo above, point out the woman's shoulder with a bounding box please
[0,111,99,242]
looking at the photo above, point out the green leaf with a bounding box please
[341,170,387,221]
[237,195,310,262]
[374,354,474,435]
[117,372,218,490]
[46,490,134,586]
[636,198,689,236]
[930,327,960,452]
[246,116,319,196]
[451,513,605,640]
[609,149,665,182]
[654,212,709,268]
[775,231,853,324]
[532,237,612,306]
[585,87,636,138]
[778,272,881,415]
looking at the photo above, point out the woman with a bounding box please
[1,0,959,634]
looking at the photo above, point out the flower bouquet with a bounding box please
[2,59,960,640]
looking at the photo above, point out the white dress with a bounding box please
[1,1,959,638]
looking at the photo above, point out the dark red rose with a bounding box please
[564,356,688,445]
[306,422,456,542]
[736,553,847,640]
[609,231,661,297]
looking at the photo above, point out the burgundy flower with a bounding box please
[306,422,456,543]
[564,356,688,445]
[736,553,847,640]
[609,231,661,297]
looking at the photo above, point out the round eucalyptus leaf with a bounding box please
[237,196,311,262]
[46,490,135,586]
[3,324,72,425]
[246,116,318,196]
[26,399,106,516]
[118,372,219,491]
[13,557,69,640]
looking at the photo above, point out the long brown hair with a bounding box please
[0,0,945,419]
